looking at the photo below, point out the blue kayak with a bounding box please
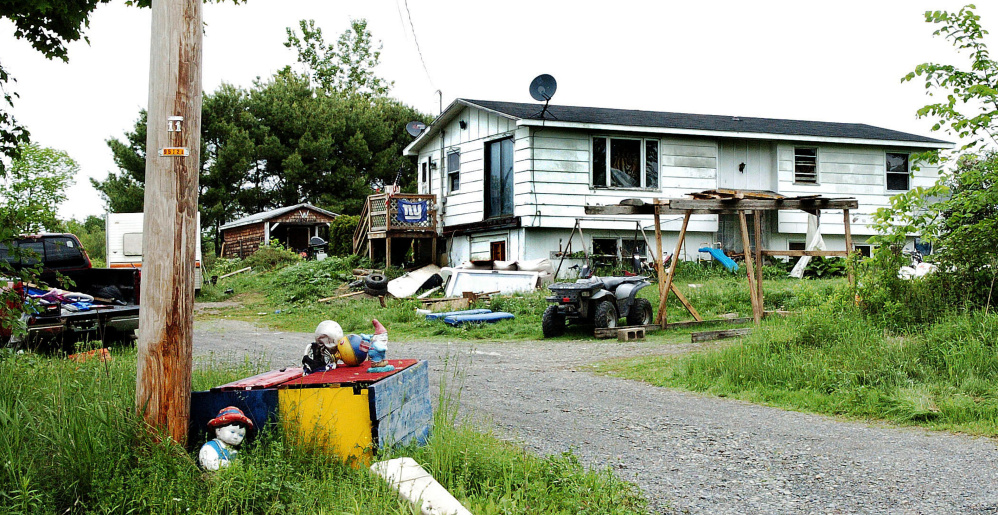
[443,312,515,326]
[425,308,493,321]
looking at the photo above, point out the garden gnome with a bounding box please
[303,320,343,374]
[198,406,254,471]
[366,318,394,373]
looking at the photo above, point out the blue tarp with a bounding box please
[698,247,739,272]
[443,312,515,326]
[425,308,493,321]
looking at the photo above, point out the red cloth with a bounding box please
[280,359,417,387]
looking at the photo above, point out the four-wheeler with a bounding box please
[542,267,654,337]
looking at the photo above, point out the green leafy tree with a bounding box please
[870,4,998,311]
[0,143,77,233]
[285,18,392,97]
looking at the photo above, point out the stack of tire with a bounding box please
[364,273,388,297]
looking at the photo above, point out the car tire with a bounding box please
[594,300,618,329]
[365,273,388,290]
[541,305,566,338]
[626,298,654,326]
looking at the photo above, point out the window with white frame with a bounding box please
[886,152,910,191]
[794,147,818,184]
[447,151,460,192]
[592,137,659,189]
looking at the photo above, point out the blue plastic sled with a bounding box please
[425,308,493,321]
[443,312,515,326]
[698,247,739,272]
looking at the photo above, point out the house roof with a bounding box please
[404,99,951,154]
[219,203,338,231]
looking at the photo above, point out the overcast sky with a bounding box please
[2,0,995,220]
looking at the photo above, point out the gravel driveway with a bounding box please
[193,317,998,514]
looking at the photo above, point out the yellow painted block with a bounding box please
[278,387,373,463]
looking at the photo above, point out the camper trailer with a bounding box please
[106,212,203,293]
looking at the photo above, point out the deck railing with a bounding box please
[353,193,436,255]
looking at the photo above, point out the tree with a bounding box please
[94,19,429,237]
[0,143,77,233]
[871,4,998,310]
[285,18,392,97]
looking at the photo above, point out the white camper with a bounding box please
[105,212,204,292]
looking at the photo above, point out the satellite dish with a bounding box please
[405,121,427,137]
[529,74,558,101]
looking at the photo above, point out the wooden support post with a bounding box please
[738,211,762,324]
[386,237,392,268]
[657,211,691,326]
[654,200,664,300]
[753,210,764,314]
[136,0,202,445]
[843,208,855,286]
[670,283,703,321]
[431,237,438,266]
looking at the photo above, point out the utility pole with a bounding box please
[136,0,202,445]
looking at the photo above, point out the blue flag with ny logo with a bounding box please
[396,199,428,224]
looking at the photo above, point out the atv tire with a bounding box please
[626,298,654,326]
[593,300,618,329]
[541,305,566,338]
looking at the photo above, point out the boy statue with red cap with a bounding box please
[198,406,253,471]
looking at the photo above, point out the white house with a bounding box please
[403,99,951,267]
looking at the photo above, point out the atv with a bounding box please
[542,266,654,337]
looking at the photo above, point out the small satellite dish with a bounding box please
[405,121,427,137]
[529,74,558,101]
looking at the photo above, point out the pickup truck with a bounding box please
[1,233,141,351]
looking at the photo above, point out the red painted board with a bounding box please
[280,359,418,388]
[213,367,305,391]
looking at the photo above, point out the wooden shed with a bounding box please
[219,203,338,259]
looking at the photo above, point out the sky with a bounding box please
[1,0,995,220]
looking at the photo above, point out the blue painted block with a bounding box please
[188,389,279,450]
[443,311,515,326]
[368,360,432,448]
[425,308,492,321]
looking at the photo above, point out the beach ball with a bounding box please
[336,334,369,366]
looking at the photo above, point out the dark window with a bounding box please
[485,137,514,219]
[789,241,806,251]
[44,237,86,268]
[794,148,817,184]
[421,161,428,186]
[621,239,646,258]
[447,151,460,192]
[886,152,910,191]
[490,241,506,261]
[854,245,872,258]
[592,137,659,189]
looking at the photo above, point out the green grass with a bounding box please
[195,257,843,342]
[0,348,647,514]
[598,306,998,435]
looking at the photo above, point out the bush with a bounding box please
[328,215,359,256]
[244,241,302,272]
[269,254,362,303]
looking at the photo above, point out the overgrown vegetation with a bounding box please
[0,348,647,514]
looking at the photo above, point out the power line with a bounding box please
[401,0,434,88]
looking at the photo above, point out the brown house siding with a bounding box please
[221,222,266,259]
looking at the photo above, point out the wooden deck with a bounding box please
[353,193,438,267]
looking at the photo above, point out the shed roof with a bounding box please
[405,99,951,155]
[219,203,338,231]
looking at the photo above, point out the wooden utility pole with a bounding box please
[135,0,202,445]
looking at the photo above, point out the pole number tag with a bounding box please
[160,147,189,156]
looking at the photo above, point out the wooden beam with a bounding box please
[691,327,752,343]
[657,211,691,326]
[753,210,764,315]
[670,283,703,322]
[738,211,763,324]
[653,200,665,302]
[666,198,859,212]
[664,317,752,330]
[136,0,202,446]
[843,208,855,286]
